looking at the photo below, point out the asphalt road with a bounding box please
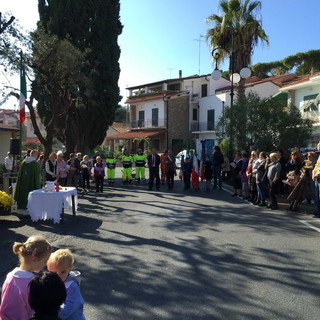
[1,176,320,319]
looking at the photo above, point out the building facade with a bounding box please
[280,72,320,147]
[108,72,231,154]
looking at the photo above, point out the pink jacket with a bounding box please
[57,159,68,178]
[0,268,34,320]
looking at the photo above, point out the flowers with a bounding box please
[0,191,13,209]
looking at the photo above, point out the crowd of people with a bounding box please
[228,144,320,214]
[0,235,85,320]
[6,143,320,215]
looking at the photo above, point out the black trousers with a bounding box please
[167,169,175,190]
[82,175,90,189]
[269,181,279,206]
[149,167,160,190]
[95,175,104,192]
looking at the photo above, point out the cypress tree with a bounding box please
[36,0,122,154]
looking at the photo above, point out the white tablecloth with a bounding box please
[27,187,78,223]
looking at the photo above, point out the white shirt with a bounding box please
[4,156,13,171]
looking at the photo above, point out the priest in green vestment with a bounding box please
[14,150,41,210]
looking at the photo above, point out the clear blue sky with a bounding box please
[2,0,320,106]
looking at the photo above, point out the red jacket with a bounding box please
[94,162,105,177]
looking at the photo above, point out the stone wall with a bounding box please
[167,94,191,154]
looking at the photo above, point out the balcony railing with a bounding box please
[191,121,218,132]
[131,118,166,129]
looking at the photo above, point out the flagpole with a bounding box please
[19,50,23,163]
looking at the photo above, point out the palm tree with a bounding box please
[206,0,268,157]
[206,0,269,81]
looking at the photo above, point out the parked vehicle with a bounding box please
[175,150,187,168]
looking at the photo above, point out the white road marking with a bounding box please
[299,220,320,233]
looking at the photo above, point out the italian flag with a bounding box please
[19,60,27,123]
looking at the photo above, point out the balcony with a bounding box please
[191,121,218,133]
[131,118,166,129]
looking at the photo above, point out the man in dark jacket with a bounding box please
[212,146,224,190]
[147,148,161,190]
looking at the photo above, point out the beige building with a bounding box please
[101,122,128,151]
[0,124,19,164]
[108,72,229,154]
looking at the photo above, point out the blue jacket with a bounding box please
[59,271,85,320]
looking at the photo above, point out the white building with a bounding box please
[193,74,300,144]
[280,72,320,147]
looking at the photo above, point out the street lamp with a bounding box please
[211,45,251,158]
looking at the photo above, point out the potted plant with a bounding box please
[0,190,13,214]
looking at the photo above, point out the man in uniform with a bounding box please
[14,149,41,212]
[134,148,147,183]
[122,149,133,184]
[106,152,116,184]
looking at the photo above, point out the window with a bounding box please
[207,109,215,131]
[193,108,198,121]
[152,108,159,127]
[138,110,145,127]
[201,84,208,97]
[168,83,181,91]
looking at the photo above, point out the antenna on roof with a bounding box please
[194,35,205,75]
[167,68,175,79]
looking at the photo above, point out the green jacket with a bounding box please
[106,158,116,169]
[134,154,147,167]
[122,155,133,168]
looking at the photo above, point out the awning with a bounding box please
[270,91,288,101]
[107,129,166,140]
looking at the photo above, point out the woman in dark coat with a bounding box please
[203,155,213,191]
[231,152,243,196]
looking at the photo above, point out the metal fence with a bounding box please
[191,121,218,132]
[131,118,166,129]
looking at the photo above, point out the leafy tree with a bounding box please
[114,106,128,123]
[36,0,123,154]
[217,93,313,152]
[31,29,90,159]
[251,49,320,78]
[251,61,290,78]
[283,50,320,75]
[0,12,27,104]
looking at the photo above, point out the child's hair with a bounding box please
[13,235,52,261]
[269,152,278,161]
[29,271,66,316]
[48,249,74,269]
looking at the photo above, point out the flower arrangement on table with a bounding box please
[0,191,13,213]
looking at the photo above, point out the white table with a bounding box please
[27,187,78,223]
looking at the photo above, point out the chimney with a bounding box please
[179,70,182,78]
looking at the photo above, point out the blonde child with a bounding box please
[47,249,85,320]
[0,235,52,320]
